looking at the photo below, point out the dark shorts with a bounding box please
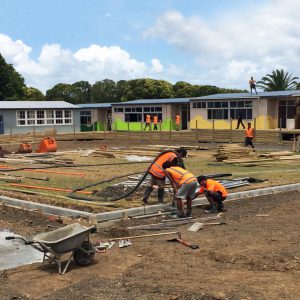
[245,137,254,146]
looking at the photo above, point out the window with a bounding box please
[193,102,206,109]
[80,110,92,125]
[125,113,143,122]
[16,110,73,126]
[229,101,253,120]
[208,109,228,120]
[114,107,124,112]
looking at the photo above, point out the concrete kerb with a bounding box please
[0,195,93,220]
[1,183,300,223]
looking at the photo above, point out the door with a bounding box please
[181,105,190,130]
[278,106,287,128]
[0,115,4,134]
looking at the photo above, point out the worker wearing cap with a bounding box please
[164,160,197,218]
[195,176,228,213]
[144,114,151,130]
[142,147,187,204]
[245,122,255,149]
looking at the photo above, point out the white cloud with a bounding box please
[145,0,300,89]
[0,33,165,92]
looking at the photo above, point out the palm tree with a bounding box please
[257,69,299,91]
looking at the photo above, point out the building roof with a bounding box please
[78,103,112,109]
[192,90,300,101]
[0,101,78,109]
[112,98,190,106]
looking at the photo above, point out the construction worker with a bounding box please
[195,176,228,213]
[249,76,257,94]
[142,147,187,204]
[163,160,197,218]
[245,122,255,149]
[175,113,180,131]
[236,112,245,129]
[153,114,158,130]
[144,114,151,130]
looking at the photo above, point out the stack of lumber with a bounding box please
[258,151,294,158]
[213,144,255,162]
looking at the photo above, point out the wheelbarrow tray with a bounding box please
[33,223,95,254]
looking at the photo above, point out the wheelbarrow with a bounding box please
[5,223,96,275]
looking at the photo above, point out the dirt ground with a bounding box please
[1,190,299,300]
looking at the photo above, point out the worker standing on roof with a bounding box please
[144,114,151,130]
[195,176,228,213]
[249,76,257,94]
[142,147,187,204]
[163,160,197,218]
[245,122,255,150]
[175,113,180,131]
[153,114,158,130]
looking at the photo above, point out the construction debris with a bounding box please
[213,144,255,161]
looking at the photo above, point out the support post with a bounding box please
[230,118,232,143]
[212,119,215,142]
[279,118,282,143]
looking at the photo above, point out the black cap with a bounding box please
[197,175,206,183]
[177,147,187,158]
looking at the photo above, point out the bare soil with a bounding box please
[1,190,299,300]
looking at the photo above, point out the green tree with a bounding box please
[91,79,117,102]
[71,81,91,104]
[173,81,194,97]
[257,69,299,91]
[45,83,73,101]
[23,87,44,100]
[0,53,25,100]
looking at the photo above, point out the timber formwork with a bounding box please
[0,129,288,144]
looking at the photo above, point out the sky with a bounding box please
[0,0,300,93]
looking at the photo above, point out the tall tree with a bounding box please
[45,83,73,101]
[23,87,44,100]
[71,81,91,104]
[257,69,299,91]
[91,79,117,102]
[0,53,25,100]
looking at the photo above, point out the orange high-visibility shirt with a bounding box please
[245,127,254,138]
[153,116,158,124]
[198,179,228,198]
[149,152,177,179]
[146,115,151,123]
[165,167,196,187]
[249,79,256,85]
[175,115,180,125]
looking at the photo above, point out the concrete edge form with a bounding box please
[0,195,93,219]
[1,183,300,222]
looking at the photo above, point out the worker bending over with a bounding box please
[195,176,228,213]
[142,148,187,204]
[163,160,197,218]
[245,122,255,149]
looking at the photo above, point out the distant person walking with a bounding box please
[249,77,257,94]
[236,112,245,129]
[153,114,158,130]
[175,113,180,131]
[107,113,112,131]
[245,122,255,149]
[144,114,151,130]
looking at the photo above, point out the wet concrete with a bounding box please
[0,229,43,271]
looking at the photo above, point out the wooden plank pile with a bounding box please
[213,144,255,162]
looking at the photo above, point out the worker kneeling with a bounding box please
[195,176,228,214]
[163,160,197,218]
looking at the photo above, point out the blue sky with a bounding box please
[0,0,299,92]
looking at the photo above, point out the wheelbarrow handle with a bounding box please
[5,236,15,240]
[5,236,33,244]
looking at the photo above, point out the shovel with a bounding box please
[167,237,199,250]
[188,221,227,232]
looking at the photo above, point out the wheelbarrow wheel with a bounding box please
[73,241,95,266]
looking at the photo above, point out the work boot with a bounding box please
[205,206,218,214]
[142,186,153,204]
[185,208,192,218]
[157,188,164,204]
[176,211,185,218]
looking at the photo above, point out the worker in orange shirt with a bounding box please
[175,113,180,131]
[164,160,197,218]
[245,122,255,149]
[142,148,187,204]
[153,114,158,130]
[144,114,151,130]
[195,176,228,213]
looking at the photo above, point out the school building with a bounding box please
[111,98,190,130]
[190,90,300,130]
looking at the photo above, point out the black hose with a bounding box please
[67,150,180,202]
